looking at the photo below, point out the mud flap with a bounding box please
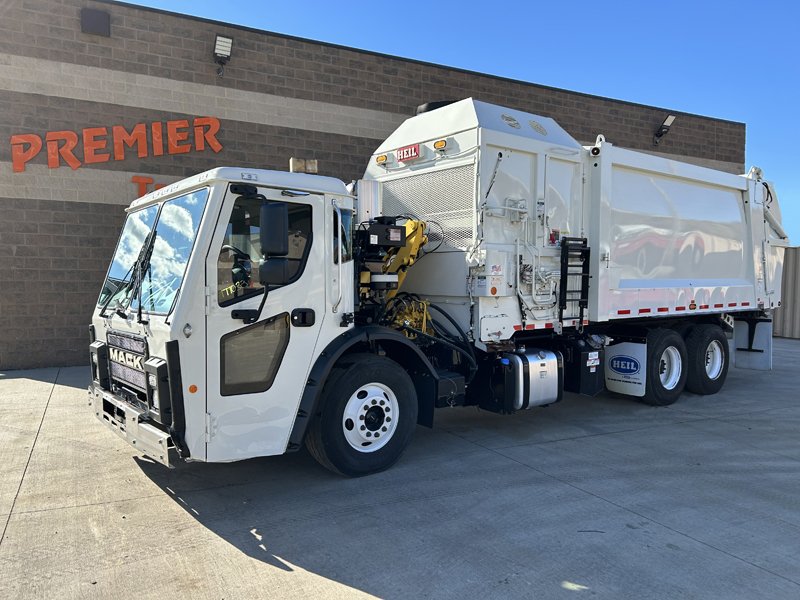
[733,318,773,370]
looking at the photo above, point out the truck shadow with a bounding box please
[132,446,446,594]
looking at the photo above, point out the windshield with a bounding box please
[98,188,209,314]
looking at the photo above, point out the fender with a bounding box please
[285,325,440,452]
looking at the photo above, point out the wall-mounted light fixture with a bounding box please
[213,34,233,77]
[653,115,676,146]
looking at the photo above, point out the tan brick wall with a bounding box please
[0,0,748,368]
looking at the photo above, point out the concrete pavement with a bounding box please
[1,339,799,599]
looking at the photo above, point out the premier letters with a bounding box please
[10,117,222,173]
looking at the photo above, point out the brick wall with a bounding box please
[0,0,748,369]
[0,197,125,369]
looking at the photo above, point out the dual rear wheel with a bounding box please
[642,324,729,406]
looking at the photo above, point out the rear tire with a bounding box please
[305,354,418,477]
[642,328,687,406]
[685,324,729,395]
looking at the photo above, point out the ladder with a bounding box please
[559,237,591,330]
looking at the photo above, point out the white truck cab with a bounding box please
[90,168,360,466]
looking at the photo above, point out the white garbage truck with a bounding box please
[89,99,790,476]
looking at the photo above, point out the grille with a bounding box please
[110,361,147,390]
[107,331,147,391]
[107,332,146,354]
[382,164,476,249]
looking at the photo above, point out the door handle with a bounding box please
[291,308,315,327]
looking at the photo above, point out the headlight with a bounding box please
[148,373,157,388]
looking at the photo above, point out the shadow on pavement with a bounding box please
[133,450,410,594]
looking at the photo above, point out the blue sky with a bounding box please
[131,0,799,244]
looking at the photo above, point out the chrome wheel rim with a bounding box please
[342,382,398,453]
[659,346,682,390]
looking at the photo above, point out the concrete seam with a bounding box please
[0,368,60,548]
[458,432,800,589]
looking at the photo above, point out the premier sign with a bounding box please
[10,116,223,173]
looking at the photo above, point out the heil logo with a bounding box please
[610,355,640,375]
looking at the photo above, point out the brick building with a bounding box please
[0,0,746,369]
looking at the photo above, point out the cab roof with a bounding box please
[128,167,350,211]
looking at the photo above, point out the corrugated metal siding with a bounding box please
[774,247,800,338]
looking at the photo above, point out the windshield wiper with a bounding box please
[99,264,134,318]
[131,230,158,324]
[99,229,157,321]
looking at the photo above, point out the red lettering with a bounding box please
[112,123,148,160]
[131,175,154,198]
[10,134,43,172]
[167,119,191,154]
[151,122,164,156]
[45,131,80,170]
[83,127,110,164]
[193,117,222,153]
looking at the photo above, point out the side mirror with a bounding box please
[260,202,289,257]
[259,258,290,286]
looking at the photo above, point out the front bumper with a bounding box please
[89,384,175,467]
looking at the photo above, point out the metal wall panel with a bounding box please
[774,247,800,338]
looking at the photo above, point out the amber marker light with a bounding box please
[188,384,198,394]
[375,154,388,165]
[433,139,447,150]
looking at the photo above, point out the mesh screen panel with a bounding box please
[107,333,146,354]
[110,361,147,390]
[382,164,476,249]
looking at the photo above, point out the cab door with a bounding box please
[205,185,325,461]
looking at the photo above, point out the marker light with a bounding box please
[375,154,388,165]
[433,139,447,150]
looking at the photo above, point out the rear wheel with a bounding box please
[305,354,418,477]
[685,324,729,395]
[642,328,687,406]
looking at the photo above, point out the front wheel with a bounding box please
[642,328,688,406]
[305,354,418,477]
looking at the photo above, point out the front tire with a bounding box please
[642,328,688,406]
[685,324,729,395]
[305,354,418,477]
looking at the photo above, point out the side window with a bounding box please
[217,195,313,305]
[333,207,353,264]
[220,313,290,395]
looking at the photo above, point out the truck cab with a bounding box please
[89,168,357,467]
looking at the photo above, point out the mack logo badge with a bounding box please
[610,355,640,375]
[396,144,419,162]
[109,348,144,370]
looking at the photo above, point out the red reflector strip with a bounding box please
[741,301,751,306]
[714,303,723,308]
[657,307,669,313]
[639,308,651,314]
[728,302,737,307]
[545,322,554,329]
[513,325,522,331]
[618,309,631,315]
[675,306,686,311]
[525,324,535,330]
[699,304,709,309]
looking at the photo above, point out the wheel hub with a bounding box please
[659,346,682,390]
[704,340,724,380]
[342,383,399,453]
